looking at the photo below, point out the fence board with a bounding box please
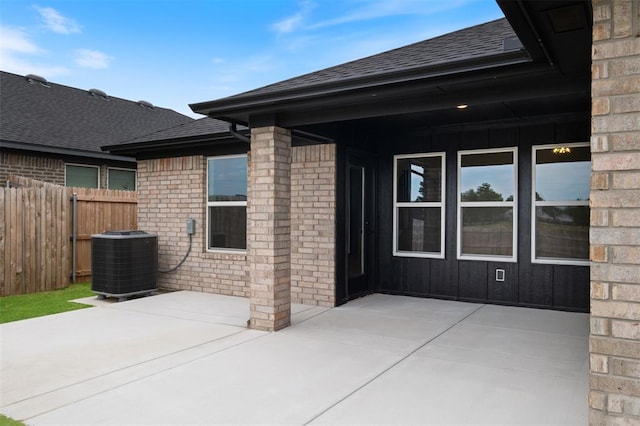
[26,189,36,294]
[1,175,136,296]
[71,186,137,282]
[0,188,5,296]
[9,188,18,295]
[35,189,42,292]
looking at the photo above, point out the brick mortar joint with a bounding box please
[591,368,640,380]
[591,333,640,345]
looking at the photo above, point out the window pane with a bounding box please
[397,207,441,253]
[208,157,247,202]
[66,165,98,188]
[461,152,514,202]
[536,206,589,260]
[535,146,590,202]
[396,156,442,202]
[208,206,246,250]
[461,207,513,256]
[108,169,136,190]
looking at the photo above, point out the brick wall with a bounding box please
[589,0,640,422]
[136,146,337,307]
[1,152,65,185]
[137,156,250,296]
[291,144,336,307]
[1,151,135,189]
[248,126,292,330]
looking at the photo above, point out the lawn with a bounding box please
[0,283,95,324]
[0,414,25,426]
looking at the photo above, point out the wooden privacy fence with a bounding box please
[71,187,137,281]
[1,175,137,296]
[1,181,69,296]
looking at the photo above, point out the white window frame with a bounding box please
[457,147,518,262]
[393,152,446,259]
[107,167,137,191]
[531,142,590,266]
[65,163,100,188]
[206,154,247,254]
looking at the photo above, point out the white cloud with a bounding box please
[74,49,112,69]
[201,53,280,100]
[309,0,473,30]
[271,0,479,56]
[0,26,40,54]
[273,14,303,34]
[0,25,71,77]
[271,1,316,34]
[0,54,71,77]
[35,6,81,34]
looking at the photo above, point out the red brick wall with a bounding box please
[1,152,65,185]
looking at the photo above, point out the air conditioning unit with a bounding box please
[91,230,158,301]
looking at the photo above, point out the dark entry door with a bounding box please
[345,153,375,299]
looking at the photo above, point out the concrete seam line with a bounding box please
[13,329,269,422]
[303,303,487,425]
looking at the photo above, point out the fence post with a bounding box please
[71,192,77,283]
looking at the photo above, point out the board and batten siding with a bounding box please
[374,120,591,311]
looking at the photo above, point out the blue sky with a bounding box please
[1,0,504,118]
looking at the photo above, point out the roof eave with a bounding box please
[102,132,241,156]
[190,50,532,121]
[1,140,136,163]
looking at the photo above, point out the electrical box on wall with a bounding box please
[495,269,505,282]
[186,218,195,235]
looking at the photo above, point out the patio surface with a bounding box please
[0,291,588,425]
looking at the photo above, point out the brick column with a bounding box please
[248,126,291,331]
[589,0,640,422]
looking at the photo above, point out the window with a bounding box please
[207,155,247,251]
[458,148,517,261]
[532,144,590,265]
[393,153,445,258]
[65,164,99,188]
[107,168,136,190]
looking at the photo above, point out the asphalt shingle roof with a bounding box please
[122,117,237,144]
[0,71,193,154]
[219,18,519,100]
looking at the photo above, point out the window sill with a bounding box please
[393,251,444,259]
[532,258,589,266]
[204,249,247,261]
[457,254,517,263]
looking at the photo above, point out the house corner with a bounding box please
[589,0,640,422]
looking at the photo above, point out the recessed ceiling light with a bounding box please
[456,104,468,110]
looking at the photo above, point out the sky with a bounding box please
[1,0,504,118]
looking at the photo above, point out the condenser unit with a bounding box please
[91,230,158,301]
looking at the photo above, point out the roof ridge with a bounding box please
[1,70,194,154]
[0,70,188,115]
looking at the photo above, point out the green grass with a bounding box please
[0,414,25,425]
[0,283,95,324]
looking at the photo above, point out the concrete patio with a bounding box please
[0,291,588,425]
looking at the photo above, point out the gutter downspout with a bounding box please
[516,0,555,66]
[228,123,251,144]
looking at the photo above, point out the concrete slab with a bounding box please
[72,291,326,327]
[313,303,589,425]
[0,291,588,425]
